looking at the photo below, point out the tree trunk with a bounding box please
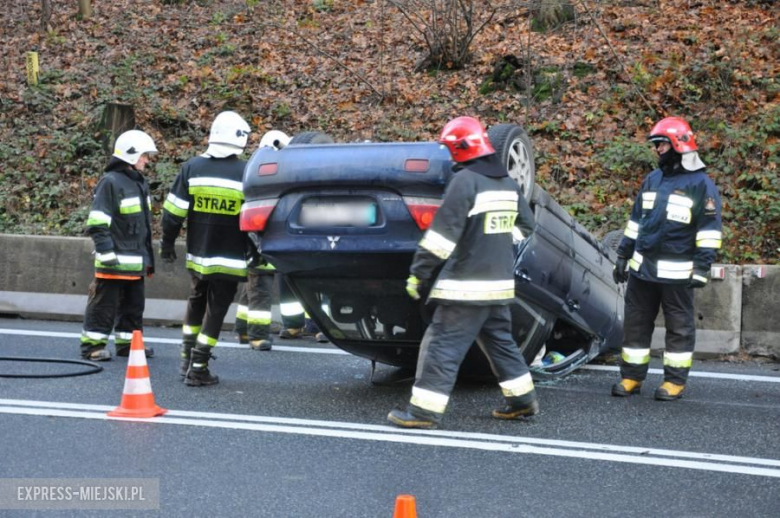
[100,103,135,154]
[41,0,52,31]
[78,0,93,19]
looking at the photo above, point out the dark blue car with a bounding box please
[241,126,624,380]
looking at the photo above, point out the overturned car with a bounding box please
[240,125,625,380]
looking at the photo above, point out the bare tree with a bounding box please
[387,0,500,71]
[41,0,52,31]
[78,0,93,19]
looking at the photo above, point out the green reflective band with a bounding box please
[664,352,693,369]
[621,350,650,365]
[119,204,142,215]
[182,325,201,336]
[248,310,272,325]
[197,333,218,347]
[163,200,189,218]
[186,259,247,278]
[87,218,110,227]
[236,305,248,320]
[114,339,131,345]
[80,336,108,346]
[256,263,276,271]
[94,259,144,272]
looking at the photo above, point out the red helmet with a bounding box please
[438,116,495,163]
[647,116,698,153]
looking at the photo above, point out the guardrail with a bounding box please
[0,234,777,359]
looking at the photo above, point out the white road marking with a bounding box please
[581,364,780,383]
[0,328,345,354]
[1,398,779,478]
[3,327,779,382]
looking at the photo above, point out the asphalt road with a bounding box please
[1,317,779,517]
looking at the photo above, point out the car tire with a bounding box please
[602,229,624,252]
[289,131,334,145]
[487,124,535,201]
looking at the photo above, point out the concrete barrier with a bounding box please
[0,234,776,357]
[650,264,742,357]
[0,234,279,326]
[741,265,780,360]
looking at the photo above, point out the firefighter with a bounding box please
[611,116,722,401]
[160,111,251,386]
[387,116,538,429]
[79,130,158,361]
[235,130,291,351]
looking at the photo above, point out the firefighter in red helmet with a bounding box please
[612,116,722,401]
[387,116,538,429]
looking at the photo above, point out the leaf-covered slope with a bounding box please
[0,0,776,262]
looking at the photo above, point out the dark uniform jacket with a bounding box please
[162,155,248,281]
[617,166,722,284]
[86,162,154,276]
[410,155,535,305]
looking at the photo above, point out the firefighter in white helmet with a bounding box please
[161,111,251,386]
[79,130,158,361]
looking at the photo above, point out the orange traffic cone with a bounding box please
[393,494,417,518]
[108,330,167,418]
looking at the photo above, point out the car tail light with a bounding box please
[258,162,278,176]
[404,159,429,172]
[240,199,278,232]
[403,196,442,230]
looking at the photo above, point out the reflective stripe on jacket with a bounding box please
[410,163,535,305]
[617,167,722,284]
[162,155,248,281]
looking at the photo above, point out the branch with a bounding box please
[262,22,384,100]
[576,0,658,115]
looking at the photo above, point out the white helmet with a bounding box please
[113,130,157,166]
[205,111,251,158]
[259,130,291,150]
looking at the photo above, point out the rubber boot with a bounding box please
[611,378,642,397]
[387,404,441,430]
[179,342,194,378]
[185,348,219,387]
[655,381,685,401]
[249,338,273,351]
[82,347,111,362]
[492,399,540,420]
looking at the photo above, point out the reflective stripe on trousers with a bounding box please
[620,275,695,385]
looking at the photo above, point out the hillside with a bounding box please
[0,0,777,263]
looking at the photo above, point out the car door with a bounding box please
[514,189,573,315]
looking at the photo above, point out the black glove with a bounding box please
[688,267,709,289]
[612,256,629,284]
[160,242,177,263]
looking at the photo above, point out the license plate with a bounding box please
[300,200,377,227]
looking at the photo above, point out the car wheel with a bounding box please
[289,131,334,145]
[602,229,624,252]
[487,124,535,201]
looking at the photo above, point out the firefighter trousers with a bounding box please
[235,271,274,341]
[410,304,535,416]
[80,277,144,356]
[619,275,696,385]
[182,273,239,351]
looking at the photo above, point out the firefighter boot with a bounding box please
[492,399,540,420]
[116,345,154,358]
[611,379,642,397]
[249,338,273,351]
[655,381,685,401]
[179,342,194,378]
[236,334,250,345]
[387,404,441,430]
[185,348,219,387]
